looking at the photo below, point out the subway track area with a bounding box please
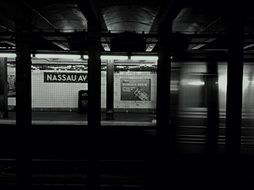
[0,112,254,189]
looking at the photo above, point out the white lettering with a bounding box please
[52,75,57,81]
[58,74,62,81]
[83,74,87,82]
[45,73,88,83]
[46,74,52,81]
[62,74,66,81]
[78,75,87,82]
[66,75,72,81]
[72,75,76,81]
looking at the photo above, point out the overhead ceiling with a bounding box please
[102,6,158,33]
[0,0,252,54]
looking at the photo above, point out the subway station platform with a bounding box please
[0,111,156,126]
[1,0,254,189]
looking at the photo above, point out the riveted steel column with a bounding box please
[87,20,101,190]
[15,9,32,189]
[0,58,8,118]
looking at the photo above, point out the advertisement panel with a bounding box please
[121,79,151,101]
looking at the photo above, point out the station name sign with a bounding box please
[44,72,88,83]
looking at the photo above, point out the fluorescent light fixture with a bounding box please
[181,80,205,86]
[131,55,158,61]
[187,81,205,86]
[0,53,16,58]
[101,55,128,60]
[244,44,254,50]
[192,44,206,50]
[80,55,89,59]
[35,54,83,60]
[146,44,156,52]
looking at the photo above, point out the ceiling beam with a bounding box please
[244,43,254,50]
[0,40,15,46]
[76,0,108,30]
[76,0,111,51]
[0,1,70,50]
[190,16,226,50]
[21,1,70,51]
[100,0,160,6]
[0,30,237,38]
[150,0,185,33]
[0,29,15,48]
[146,0,185,52]
[0,24,13,32]
[0,7,16,48]
[191,38,217,50]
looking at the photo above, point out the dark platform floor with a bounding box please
[0,111,156,126]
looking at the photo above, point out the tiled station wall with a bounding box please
[8,67,157,110]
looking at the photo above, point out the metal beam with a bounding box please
[156,22,174,190]
[0,1,70,50]
[76,0,100,22]
[15,4,32,189]
[0,18,15,48]
[190,16,229,50]
[106,60,114,120]
[205,62,219,155]
[225,12,245,157]
[77,0,111,51]
[150,0,184,33]
[244,43,254,50]
[191,38,217,50]
[0,24,13,31]
[22,1,70,51]
[1,40,15,45]
[146,0,185,51]
[87,20,101,190]
[0,30,235,38]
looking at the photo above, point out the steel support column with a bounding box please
[15,12,32,189]
[87,21,101,190]
[206,62,219,155]
[225,14,245,156]
[106,60,114,120]
[156,23,173,190]
[0,58,8,118]
[156,24,172,145]
[224,11,245,187]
